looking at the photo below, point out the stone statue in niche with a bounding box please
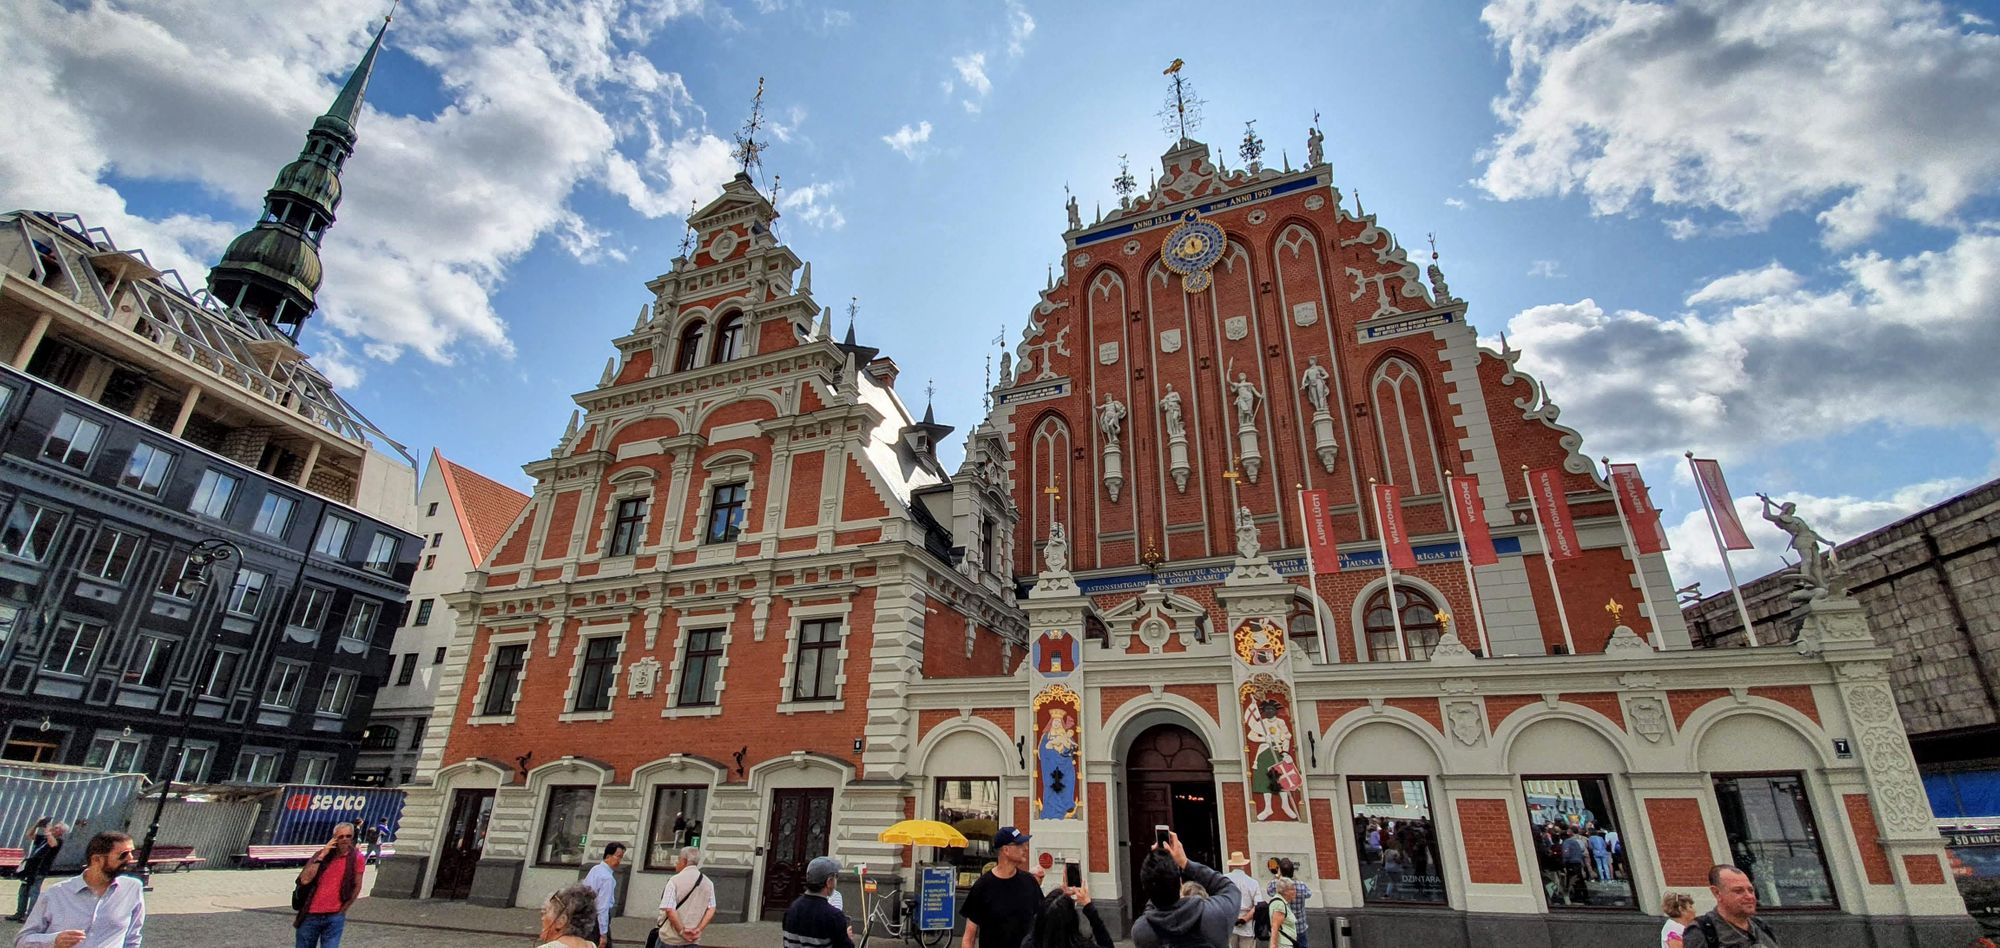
[1235,506,1261,560]
[1759,494,1839,595]
[1097,394,1127,441]
[1159,385,1186,439]
[1228,370,1262,429]
[1099,395,1128,502]
[1043,521,1070,574]
[1299,357,1331,415]
[1160,385,1191,492]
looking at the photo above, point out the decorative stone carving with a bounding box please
[1619,672,1661,690]
[1292,301,1319,327]
[1247,210,1268,225]
[1759,494,1840,598]
[1603,625,1653,658]
[1428,631,1476,666]
[1298,357,1331,415]
[1446,701,1483,747]
[1304,195,1325,211]
[1097,394,1127,442]
[1227,364,1264,482]
[1160,384,1190,492]
[1071,251,1089,268]
[1224,316,1249,341]
[1439,678,1479,695]
[1158,329,1182,353]
[1066,194,1081,231]
[1098,395,1127,503]
[1235,506,1261,560]
[1628,697,1668,743]
[1097,341,1119,366]
[626,656,662,697]
[1043,522,1070,574]
[1123,239,1142,257]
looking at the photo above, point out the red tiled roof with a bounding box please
[434,449,531,565]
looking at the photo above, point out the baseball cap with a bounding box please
[805,855,842,887]
[994,826,1031,848]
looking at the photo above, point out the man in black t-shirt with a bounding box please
[960,826,1044,948]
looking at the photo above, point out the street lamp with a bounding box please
[134,538,242,887]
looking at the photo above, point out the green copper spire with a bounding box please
[209,11,391,340]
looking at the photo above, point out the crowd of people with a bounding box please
[1351,815,1443,902]
[1533,818,1630,906]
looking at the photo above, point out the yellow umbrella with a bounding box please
[878,819,969,847]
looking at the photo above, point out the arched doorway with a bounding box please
[1124,724,1220,917]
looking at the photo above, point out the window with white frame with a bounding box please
[362,533,399,573]
[705,482,747,543]
[82,526,140,583]
[412,599,434,626]
[263,660,308,709]
[234,748,282,784]
[608,497,647,556]
[341,599,381,641]
[41,412,105,470]
[317,670,358,716]
[252,494,296,538]
[85,732,146,773]
[124,635,172,689]
[172,742,214,782]
[676,628,725,707]
[1,500,63,562]
[313,517,353,557]
[291,585,332,630]
[790,618,843,702]
[119,442,173,497]
[572,636,620,713]
[41,618,103,677]
[188,469,239,519]
[156,551,199,598]
[295,755,334,785]
[481,642,528,717]
[197,648,240,698]
[226,569,268,616]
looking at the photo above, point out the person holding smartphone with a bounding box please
[1019,865,1111,948]
[1131,829,1241,948]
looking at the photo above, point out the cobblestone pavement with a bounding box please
[0,867,789,947]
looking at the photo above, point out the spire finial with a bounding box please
[325,10,394,133]
[732,76,768,177]
[845,296,858,344]
[678,199,698,258]
[1159,58,1204,143]
[1113,154,1136,205]
[1239,120,1265,169]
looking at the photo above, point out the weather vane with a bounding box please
[1159,59,1204,142]
[1112,154,1136,202]
[733,76,768,177]
[678,199,698,257]
[847,296,858,337]
[1239,120,1265,168]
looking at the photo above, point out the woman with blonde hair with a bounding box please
[1659,891,1697,947]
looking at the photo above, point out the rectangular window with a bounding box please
[791,618,842,701]
[297,756,333,785]
[536,786,596,866]
[290,585,331,630]
[645,786,710,869]
[363,533,399,573]
[82,526,140,583]
[431,532,442,548]
[705,483,747,543]
[396,652,419,686]
[41,412,105,470]
[935,778,1000,886]
[155,551,199,598]
[676,629,724,707]
[609,497,647,556]
[423,554,435,570]
[981,517,996,573]
[264,661,307,709]
[85,734,145,774]
[226,569,268,616]
[426,502,439,517]
[1347,777,1447,905]
[341,599,381,641]
[252,494,296,538]
[573,637,620,712]
[188,469,238,519]
[413,599,435,626]
[119,442,173,496]
[360,725,400,750]
[197,649,240,698]
[316,670,358,715]
[314,517,354,557]
[173,744,213,782]
[1,500,63,562]
[1522,776,1636,909]
[41,618,104,677]
[234,749,281,784]
[1713,773,1838,909]
[482,644,527,716]
[124,636,173,689]
[433,646,447,665]
[0,604,16,650]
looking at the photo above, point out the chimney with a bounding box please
[866,356,899,388]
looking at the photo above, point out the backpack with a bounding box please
[1251,899,1271,940]
[1695,914,1778,946]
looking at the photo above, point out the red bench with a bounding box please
[239,844,394,866]
[0,849,21,876]
[148,844,202,872]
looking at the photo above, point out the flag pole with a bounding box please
[1603,457,1665,652]
[1685,451,1758,646]
[1445,470,1491,657]
[1370,478,1408,661]
[1295,484,1329,666]
[1521,465,1577,655]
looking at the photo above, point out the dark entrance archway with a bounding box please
[1124,723,1220,919]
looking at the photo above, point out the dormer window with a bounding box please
[675,319,707,371]
[712,313,745,363]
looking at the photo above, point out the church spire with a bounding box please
[207,10,392,340]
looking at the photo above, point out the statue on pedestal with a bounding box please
[1097,394,1127,441]
[1159,385,1186,438]
[1299,357,1331,415]
[1043,521,1070,574]
[1235,506,1261,560]
[1759,494,1837,594]
[1228,369,1262,429]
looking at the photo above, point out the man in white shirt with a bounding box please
[1222,851,1265,948]
[584,842,625,948]
[14,830,144,948]
[658,847,716,947]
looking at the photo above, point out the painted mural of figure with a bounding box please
[1246,698,1301,821]
[1037,706,1080,818]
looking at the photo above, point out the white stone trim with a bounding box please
[594,467,659,559]
[558,628,627,722]
[662,615,734,719]
[1347,573,1453,663]
[467,628,535,727]
[777,599,855,706]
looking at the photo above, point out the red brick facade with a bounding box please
[1456,798,1522,884]
[1646,798,1714,887]
[1844,793,1894,886]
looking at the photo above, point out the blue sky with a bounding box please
[5,0,1998,597]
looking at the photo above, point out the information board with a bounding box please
[917,865,956,932]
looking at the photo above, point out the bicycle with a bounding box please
[854,863,954,948]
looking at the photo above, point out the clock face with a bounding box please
[1162,212,1226,293]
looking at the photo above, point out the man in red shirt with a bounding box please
[294,823,365,948]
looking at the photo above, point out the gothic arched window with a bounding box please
[712,313,746,363]
[1363,585,1444,661]
[675,319,707,371]
[1370,358,1444,495]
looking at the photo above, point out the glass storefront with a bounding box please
[935,778,1000,887]
[645,785,708,870]
[1712,773,1837,909]
[1348,778,1446,904]
[536,785,596,866]
[1521,776,1636,908]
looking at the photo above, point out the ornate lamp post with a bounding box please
[134,538,242,887]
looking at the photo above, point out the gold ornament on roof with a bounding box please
[1605,598,1625,625]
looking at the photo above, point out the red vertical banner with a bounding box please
[1373,483,1416,569]
[1689,457,1754,550]
[1447,475,1498,566]
[1608,463,1670,555]
[1529,468,1581,561]
[1300,489,1340,574]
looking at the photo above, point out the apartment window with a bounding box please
[226,569,268,617]
[1,727,65,764]
[155,552,200,598]
[41,412,105,470]
[291,585,332,630]
[341,599,382,641]
[423,554,435,570]
[395,652,419,686]
[264,661,307,709]
[1522,776,1637,909]
[124,636,173,689]
[431,532,442,548]
[409,718,426,747]
[482,644,527,716]
[316,670,358,716]
[536,786,596,867]
[314,517,353,557]
[608,497,647,556]
[791,618,842,701]
[363,533,399,574]
[433,646,447,665]
[82,526,141,583]
[936,778,1001,885]
[645,786,709,869]
[85,733,146,774]
[1,500,62,562]
[41,618,104,677]
[170,743,213,782]
[705,483,747,543]
[296,755,334,785]
[675,320,706,372]
[360,725,400,750]
[413,599,435,626]
[1348,778,1447,905]
[426,502,439,517]
[711,314,746,363]
[252,494,296,538]
[573,637,620,713]
[676,629,724,707]
[188,469,239,519]
[1713,774,1837,909]
[234,748,282,784]
[119,442,173,496]
[197,649,240,698]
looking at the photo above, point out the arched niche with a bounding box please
[1334,720,1442,776]
[1697,712,1822,773]
[1507,716,1627,774]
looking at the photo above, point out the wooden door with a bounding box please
[760,788,833,918]
[432,789,494,900]
[1124,725,1217,918]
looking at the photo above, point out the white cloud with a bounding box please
[953,53,992,97]
[1664,218,1700,240]
[1526,259,1563,278]
[554,211,627,264]
[779,182,845,230]
[1444,197,1467,209]
[1494,230,2000,463]
[1478,0,2000,245]
[881,121,933,159]
[1006,0,1036,57]
[602,130,737,218]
